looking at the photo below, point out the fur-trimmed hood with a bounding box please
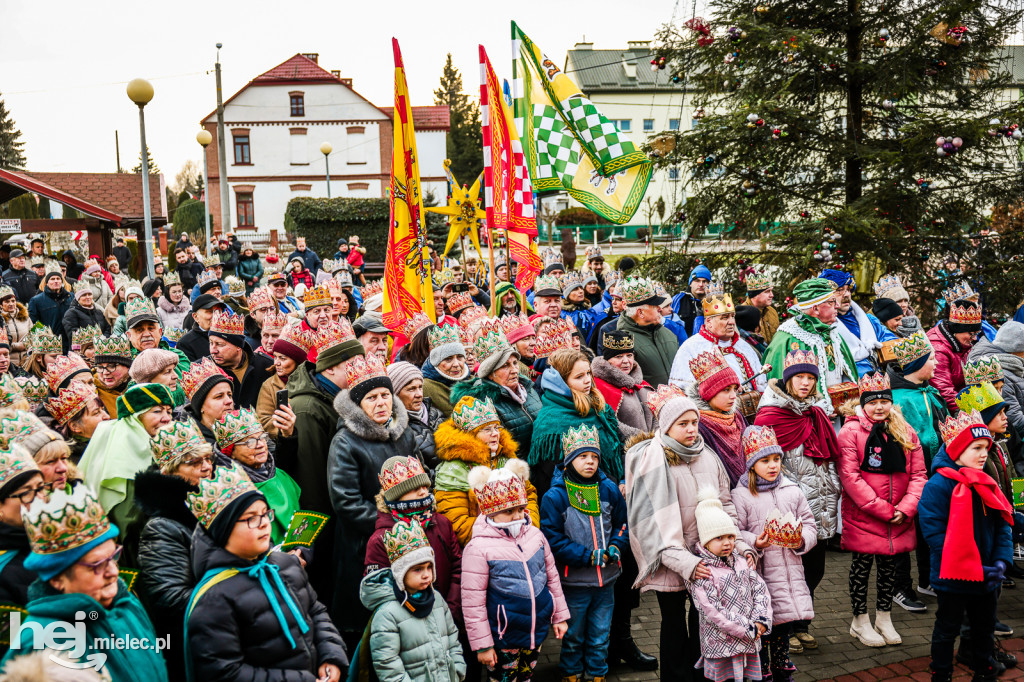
[434,418,518,465]
[757,377,832,415]
[624,431,655,452]
[157,295,189,314]
[333,388,409,442]
[591,355,646,389]
[132,465,199,530]
[3,301,28,323]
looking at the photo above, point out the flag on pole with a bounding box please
[512,21,653,224]
[479,44,542,291]
[423,159,485,258]
[383,38,436,329]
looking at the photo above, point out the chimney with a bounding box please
[331,70,341,77]
[574,41,593,50]
[301,53,319,64]
[340,78,353,88]
[627,40,651,49]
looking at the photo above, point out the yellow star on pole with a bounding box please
[425,159,485,257]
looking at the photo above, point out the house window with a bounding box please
[613,119,631,132]
[290,128,308,165]
[643,119,654,132]
[233,135,251,164]
[347,126,367,165]
[236,192,255,227]
[669,118,680,130]
[290,94,305,117]
[668,168,680,181]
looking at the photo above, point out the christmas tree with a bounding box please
[643,0,1024,317]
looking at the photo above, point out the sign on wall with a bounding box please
[0,219,21,233]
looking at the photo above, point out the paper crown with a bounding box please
[603,331,634,353]
[892,330,933,367]
[435,269,458,288]
[276,320,312,351]
[247,286,274,312]
[702,289,734,316]
[150,419,208,471]
[335,271,354,288]
[266,270,287,284]
[403,312,434,340]
[942,281,977,304]
[873,274,905,300]
[0,411,59,452]
[345,353,388,390]
[543,249,563,268]
[764,509,804,549]
[361,279,384,299]
[585,245,603,260]
[619,278,659,306]
[689,349,731,385]
[24,485,111,556]
[0,442,40,491]
[71,325,102,349]
[562,424,600,457]
[187,460,259,529]
[112,274,131,292]
[0,327,10,349]
[181,357,230,400]
[164,327,186,343]
[210,309,245,337]
[15,377,47,405]
[213,408,264,450]
[225,277,245,297]
[27,326,61,355]
[743,425,782,462]
[939,409,991,450]
[0,285,14,300]
[196,269,220,289]
[321,258,338,274]
[452,395,500,432]
[45,382,98,426]
[261,311,289,334]
[533,274,561,295]
[44,354,90,392]
[124,296,158,323]
[646,384,688,416]
[72,280,92,297]
[310,319,356,353]
[94,334,133,360]
[964,356,1003,386]
[43,261,62,276]
[549,317,577,337]
[427,323,461,351]
[458,326,475,351]
[458,306,489,330]
[378,456,427,492]
[162,270,181,287]
[745,272,771,291]
[859,371,891,394]
[474,327,512,363]
[0,374,25,409]
[949,302,983,326]
[500,312,534,343]
[535,331,573,358]
[471,462,529,516]
[202,255,220,268]
[302,283,332,310]
[383,518,432,565]
[956,382,1005,416]
[560,271,584,294]
[784,347,818,372]
[446,291,474,315]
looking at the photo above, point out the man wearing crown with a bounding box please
[176,293,228,362]
[28,263,72,352]
[818,269,884,376]
[670,282,766,393]
[208,310,274,409]
[741,272,780,344]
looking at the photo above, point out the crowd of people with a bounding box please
[0,233,1019,682]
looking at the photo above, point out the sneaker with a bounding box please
[1003,576,1016,589]
[788,636,804,654]
[917,584,937,597]
[1014,543,1024,561]
[995,645,1018,668]
[793,631,818,650]
[995,621,1014,637]
[775,655,798,674]
[893,590,928,612]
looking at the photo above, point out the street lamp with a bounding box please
[196,129,214,256]
[320,142,332,198]
[126,77,155,280]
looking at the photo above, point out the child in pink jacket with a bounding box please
[461,460,569,681]
[733,425,818,682]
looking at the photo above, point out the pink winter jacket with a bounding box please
[461,515,570,652]
[732,478,817,625]
[837,411,927,555]
[927,324,971,413]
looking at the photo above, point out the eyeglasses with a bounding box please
[10,483,48,505]
[182,454,213,468]
[237,509,275,529]
[95,364,120,374]
[77,544,122,575]
[238,434,269,449]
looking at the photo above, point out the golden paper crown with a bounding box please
[213,408,264,450]
[345,353,388,390]
[742,425,782,462]
[403,312,434,340]
[44,354,90,393]
[150,419,208,471]
[247,286,274,312]
[383,518,432,565]
[562,424,600,457]
[302,283,332,310]
[964,356,1003,386]
[124,296,158,323]
[939,409,990,448]
[202,255,220,268]
[764,509,804,549]
[187,460,259,529]
[210,309,245,337]
[261,311,289,334]
[361,279,384,299]
[225,277,245,297]
[689,349,731,385]
[859,371,891,394]
[93,334,133,360]
[378,456,427,492]
[949,302,982,326]
[427,324,461,351]
[446,291,474,315]
[452,396,500,432]
[15,377,47,405]
[535,331,573,358]
[0,374,25,409]
[474,327,512,363]
[784,347,818,371]
[457,305,489,330]
[500,313,534,341]
[71,325,102,349]
[472,464,529,517]
[942,281,977,304]
[435,269,458,288]
[702,282,735,316]
[646,384,688,416]
[46,382,98,426]
[27,326,61,355]
[956,382,1005,415]
[310,319,356,353]
[0,443,39,491]
[24,485,112,556]
[892,330,933,367]
[745,272,771,291]
[181,357,230,400]
[162,270,181,287]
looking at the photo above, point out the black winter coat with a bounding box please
[28,288,72,343]
[186,527,348,681]
[0,521,34,607]
[62,299,110,348]
[2,268,38,305]
[223,345,275,409]
[327,392,425,633]
[177,327,210,362]
[112,245,132,271]
[176,263,197,295]
[408,396,444,471]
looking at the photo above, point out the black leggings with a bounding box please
[656,591,704,682]
[761,622,791,672]
[791,542,827,634]
[849,552,901,615]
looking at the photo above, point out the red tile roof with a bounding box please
[24,172,165,220]
[253,54,341,84]
[378,106,450,131]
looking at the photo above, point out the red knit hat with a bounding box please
[689,350,740,402]
[940,410,992,460]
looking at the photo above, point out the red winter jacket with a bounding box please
[926,323,971,413]
[837,411,927,555]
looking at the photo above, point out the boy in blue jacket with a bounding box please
[540,424,629,682]
[917,409,1015,682]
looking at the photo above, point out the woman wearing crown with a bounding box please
[927,296,983,413]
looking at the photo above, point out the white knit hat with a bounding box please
[694,487,739,548]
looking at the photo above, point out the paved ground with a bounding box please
[530,547,1024,681]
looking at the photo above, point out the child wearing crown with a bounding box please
[918,410,1015,681]
[732,425,817,681]
[837,372,927,648]
[540,424,629,682]
[462,461,569,681]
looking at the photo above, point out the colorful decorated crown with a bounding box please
[942,281,977,304]
[162,270,181,287]
[310,319,356,353]
[335,271,354,288]
[403,312,434,340]
[45,381,98,426]
[784,347,818,371]
[321,259,338,274]
[873,274,905,300]
[427,324,461,351]
[0,374,25,409]
[964,356,1003,386]
[27,326,61,355]
[15,377,47,405]
[302,283,332,310]
[210,309,245,337]
[742,425,782,462]
[124,296,157,323]
[71,325,102,349]
[213,408,264,450]
[619,278,659,306]
[457,306,489,330]
[458,326,475,351]
[262,311,289,334]
[646,384,688,416]
[452,395,500,432]
[378,456,427,492]
[0,410,58,451]
[956,382,1005,415]
[535,331,573,358]
[562,424,600,457]
[73,280,92,297]
[500,313,534,341]
[585,245,603,260]
[150,419,208,471]
[94,334,133,361]
[43,260,61,276]
[603,331,634,353]
[892,330,933,367]
[474,327,512,363]
[0,327,10,349]
[187,460,258,529]
[446,291,474,315]
[225,277,245,297]
[474,465,529,516]
[345,353,388,389]
[276,321,312,351]
[560,271,584,294]
[543,249,563,268]
[24,485,111,556]
[949,302,983,326]
[764,509,803,549]
[435,269,458,288]
[702,282,734,316]
[0,285,14,300]
[112,274,131,292]
[181,357,230,400]
[164,327,186,343]
[196,269,219,288]
[533,274,561,294]
[689,349,731,385]
[745,272,771,291]
[247,286,274,312]
[549,318,577,338]
[202,255,220,268]
[361,279,385,299]
[44,354,90,392]
[0,443,39,491]
[859,371,891,394]
[939,409,990,448]
[383,518,432,565]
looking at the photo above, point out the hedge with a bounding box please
[285,197,390,262]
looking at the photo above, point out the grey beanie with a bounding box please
[429,340,466,367]
[658,394,700,436]
[386,361,423,395]
[995,321,1024,354]
[478,342,519,381]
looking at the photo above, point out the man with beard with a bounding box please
[207,309,274,409]
[176,294,227,362]
[174,247,198,295]
[671,263,711,337]
[584,245,607,288]
[156,271,189,331]
[741,271,780,344]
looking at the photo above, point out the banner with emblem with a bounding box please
[512,21,652,224]
[383,38,437,329]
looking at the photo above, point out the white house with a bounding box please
[200,53,449,237]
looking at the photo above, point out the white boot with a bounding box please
[849,613,886,647]
[874,610,902,645]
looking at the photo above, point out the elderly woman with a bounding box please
[44,382,110,463]
[451,325,542,452]
[327,353,426,639]
[387,360,443,469]
[181,357,236,442]
[134,419,214,679]
[592,330,655,441]
[21,326,61,379]
[1,410,80,493]
[0,447,47,610]
[77,383,175,539]
[422,324,470,416]
[129,347,183,406]
[7,485,169,680]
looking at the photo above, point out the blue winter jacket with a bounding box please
[866,313,899,342]
[540,466,629,588]
[917,447,1014,594]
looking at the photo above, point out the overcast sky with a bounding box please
[3,0,697,187]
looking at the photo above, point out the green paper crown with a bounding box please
[956,382,1005,415]
[892,330,932,368]
[746,272,771,291]
[14,377,47,405]
[964,356,1003,386]
[94,334,133,360]
[619,278,658,306]
[151,419,209,471]
[533,274,561,293]
[425,324,458,351]
[0,444,39,492]
[0,374,24,409]
[473,327,512,363]
[23,485,111,556]
[187,460,258,529]
[213,408,264,451]
[162,270,181,286]
[124,296,157,322]
[71,325,103,348]
[27,326,61,355]
[452,396,500,432]
[382,519,431,565]
[562,424,600,457]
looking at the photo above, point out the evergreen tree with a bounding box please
[131,147,160,175]
[644,1,1024,315]
[434,54,483,184]
[0,92,26,170]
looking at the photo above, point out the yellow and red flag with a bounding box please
[383,38,436,329]
[479,44,542,291]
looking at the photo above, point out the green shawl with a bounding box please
[77,414,153,513]
[527,390,624,481]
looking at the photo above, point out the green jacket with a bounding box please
[887,367,950,468]
[763,313,859,395]
[450,376,541,451]
[616,313,678,388]
[286,361,340,515]
[254,469,302,545]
